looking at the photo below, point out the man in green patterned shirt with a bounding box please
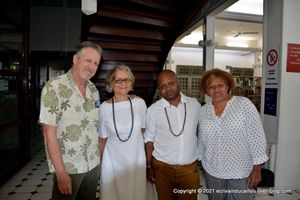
[39,41,102,200]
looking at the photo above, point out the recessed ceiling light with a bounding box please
[226,42,249,48]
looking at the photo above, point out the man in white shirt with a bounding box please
[144,70,201,200]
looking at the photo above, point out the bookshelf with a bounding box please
[229,67,262,112]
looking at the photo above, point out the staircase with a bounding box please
[81,0,207,105]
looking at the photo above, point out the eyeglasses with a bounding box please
[207,83,226,91]
[114,78,132,85]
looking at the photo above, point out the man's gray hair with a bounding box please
[76,41,103,57]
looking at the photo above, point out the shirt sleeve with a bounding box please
[140,99,147,128]
[244,98,268,165]
[39,81,59,126]
[144,107,156,143]
[192,98,202,160]
[197,108,204,161]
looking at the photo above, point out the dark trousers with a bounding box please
[152,157,200,200]
[52,165,100,200]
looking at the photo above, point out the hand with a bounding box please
[56,172,72,195]
[248,165,262,188]
[146,167,156,184]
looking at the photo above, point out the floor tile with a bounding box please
[6,193,32,200]
[14,185,36,193]
[36,185,52,193]
[22,180,42,186]
[28,175,47,180]
[0,186,15,194]
[30,192,51,200]
[0,194,8,200]
[41,179,53,186]
[3,179,22,187]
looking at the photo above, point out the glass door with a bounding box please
[0,0,30,186]
[0,57,29,185]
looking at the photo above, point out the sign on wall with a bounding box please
[264,88,278,116]
[264,46,279,117]
[265,48,279,88]
[263,46,280,143]
[286,43,300,72]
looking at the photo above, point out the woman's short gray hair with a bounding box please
[105,65,135,93]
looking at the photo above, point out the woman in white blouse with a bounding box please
[198,68,268,200]
[98,65,154,200]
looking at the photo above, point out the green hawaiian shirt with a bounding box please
[39,69,100,174]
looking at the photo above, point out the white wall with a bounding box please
[272,0,300,190]
[169,47,202,71]
[215,50,255,70]
[169,47,256,72]
[30,6,82,52]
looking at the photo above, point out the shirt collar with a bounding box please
[161,92,187,107]
[66,69,75,87]
[66,68,93,98]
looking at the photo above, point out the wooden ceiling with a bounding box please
[82,0,208,105]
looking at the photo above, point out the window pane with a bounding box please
[0,76,19,125]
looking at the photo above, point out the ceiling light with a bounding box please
[225,36,254,41]
[82,0,97,15]
[226,42,249,48]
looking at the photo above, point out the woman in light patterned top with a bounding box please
[198,68,268,200]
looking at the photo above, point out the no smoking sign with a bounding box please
[267,49,278,67]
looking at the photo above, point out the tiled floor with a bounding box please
[0,139,299,200]
[0,139,53,200]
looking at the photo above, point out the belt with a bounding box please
[152,157,197,169]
